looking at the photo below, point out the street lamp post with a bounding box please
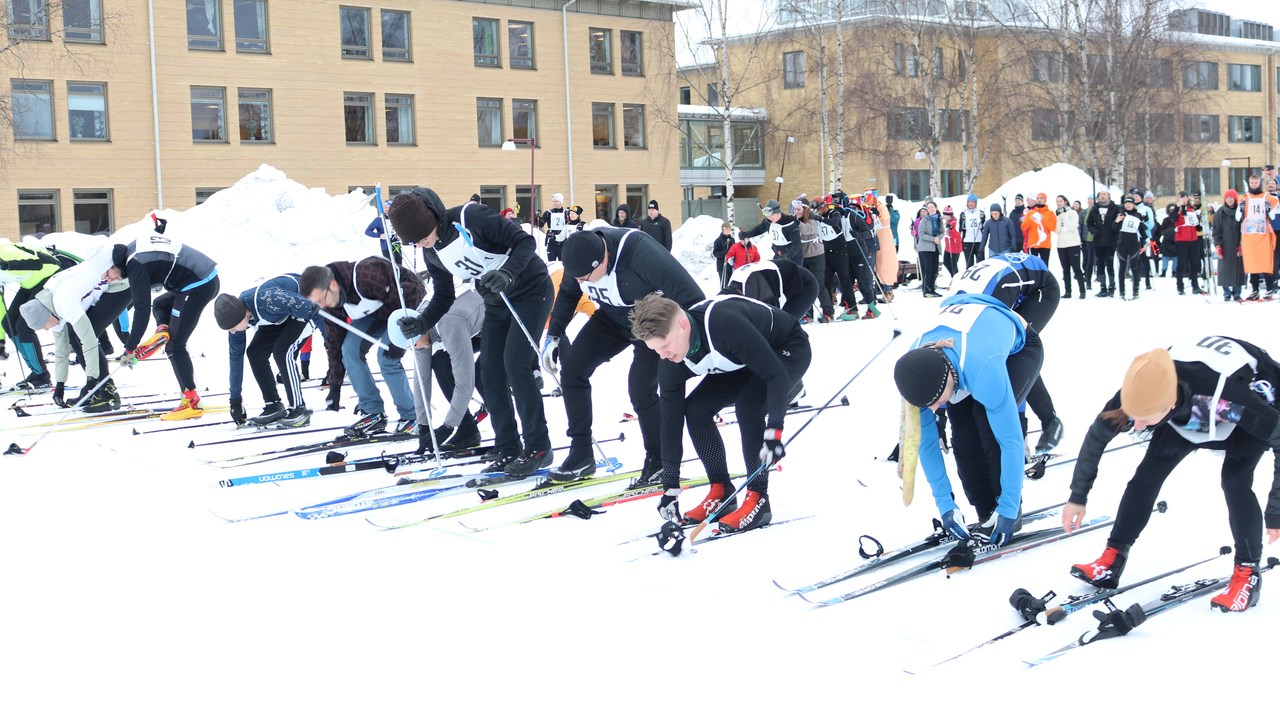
[775,135,795,202]
[502,137,537,228]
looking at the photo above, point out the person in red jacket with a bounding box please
[1170,192,1204,295]
[942,206,963,280]
[725,233,761,271]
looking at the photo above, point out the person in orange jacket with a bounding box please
[1021,192,1057,262]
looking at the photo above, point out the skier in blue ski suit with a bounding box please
[894,293,1043,546]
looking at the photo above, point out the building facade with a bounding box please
[677,4,1280,209]
[2,0,686,238]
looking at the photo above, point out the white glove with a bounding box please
[540,336,561,376]
[1235,207,1243,223]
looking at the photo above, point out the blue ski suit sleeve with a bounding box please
[915,295,1027,518]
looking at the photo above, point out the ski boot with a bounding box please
[626,454,664,491]
[344,411,387,438]
[161,389,203,421]
[504,448,553,477]
[548,444,595,482]
[1210,562,1262,612]
[275,406,312,429]
[1070,545,1127,589]
[716,490,772,533]
[682,483,737,525]
[249,401,286,426]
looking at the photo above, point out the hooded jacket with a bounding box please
[1086,200,1122,249]
[612,204,639,229]
[981,204,1020,256]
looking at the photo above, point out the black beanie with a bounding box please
[561,230,607,278]
[387,194,439,243]
[214,293,249,331]
[894,347,954,407]
[111,244,128,272]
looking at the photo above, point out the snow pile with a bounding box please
[891,163,1124,261]
[670,214,733,293]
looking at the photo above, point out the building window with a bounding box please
[64,0,104,43]
[592,102,615,148]
[1030,51,1062,83]
[476,97,502,146]
[340,6,371,59]
[888,170,929,202]
[594,184,617,221]
[1228,167,1262,192]
[195,188,226,205]
[894,43,919,78]
[515,185,539,224]
[1184,168,1221,196]
[706,83,718,106]
[187,0,222,50]
[589,28,612,74]
[1031,109,1061,142]
[1228,63,1261,92]
[626,185,648,215]
[11,80,53,140]
[1133,112,1174,143]
[783,51,805,88]
[1144,58,1173,88]
[478,185,505,214]
[1128,168,1174,197]
[344,92,374,144]
[473,17,499,66]
[234,0,268,52]
[1228,115,1262,143]
[385,94,414,145]
[1183,61,1218,90]
[18,190,59,235]
[238,88,272,142]
[621,30,643,76]
[939,170,964,198]
[1183,114,1219,143]
[732,123,763,167]
[623,104,645,149]
[9,0,50,39]
[509,21,534,69]
[72,189,112,234]
[190,86,227,142]
[939,109,966,142]
[886,107,928,141]
[68,81,108,141]
[513,99,537,142]
[679,86,691,104]
[381,9,410,61]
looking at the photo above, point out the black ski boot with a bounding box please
[250,401,287,426]
[548,444,594,482]
[442,411,482,451]
[626,454,664,491]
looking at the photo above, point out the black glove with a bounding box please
[396,313,425,339]
[53,382,66,408]
[479,268,513,294]
[384,343,405,360]
[759,428,786,466]
[230,398,247,426]
[418,424,453,454]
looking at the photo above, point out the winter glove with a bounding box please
[479,268,514,294]
[540,336,561,376]
[53,383,66,408]
[985,513,1018,548]
[1216,245,1224,259]
[657,488,683,524]
[1236,207,1243,223]
[418,424,453,454]
[760,429,786,466]
[230,398,247,426]
[118,349,140,368]
[396,313,425,340]
[384,343,406,361]
[941,509,971,541]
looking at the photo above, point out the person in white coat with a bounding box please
[1054,195,1085,299]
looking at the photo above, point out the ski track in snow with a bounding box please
[1,166,1275,717]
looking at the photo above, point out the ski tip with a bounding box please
[771,579,794,594]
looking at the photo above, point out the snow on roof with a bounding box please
[678,104,769,121]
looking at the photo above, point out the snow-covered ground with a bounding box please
[2,167,1277,717]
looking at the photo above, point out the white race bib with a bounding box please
[1120,215,1140,234]
[933,302,984,335]
[1244,198,1268,235]
[436,228,509,280]
[549,212,566,232]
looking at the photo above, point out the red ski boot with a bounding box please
[716,490,772,534]
[1210,562,1262,612]
[1070,546,1127,589]
[681,483,736,525]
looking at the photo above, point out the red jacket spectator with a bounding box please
[725,238,762,269]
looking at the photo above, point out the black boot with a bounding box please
[627,454,664,491]
[250,401,287,426]
[548,444,594,481]
[442,411,482,451]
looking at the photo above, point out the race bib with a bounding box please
[965,213,981,231]
[952,257,1014,295]
[436,231,509,280]
[1244,198,1268,235]
[549,212,565,231]
[1120,215,1140,234]
[933,302,984,335]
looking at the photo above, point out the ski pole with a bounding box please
[316,309,390,351]
[685,327,903,546]
[376,184,446,476]
[498,290,620,473]
[5,338,167,455]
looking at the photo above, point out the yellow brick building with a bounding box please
[677,6,1280,207]
[2,0,687,238]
